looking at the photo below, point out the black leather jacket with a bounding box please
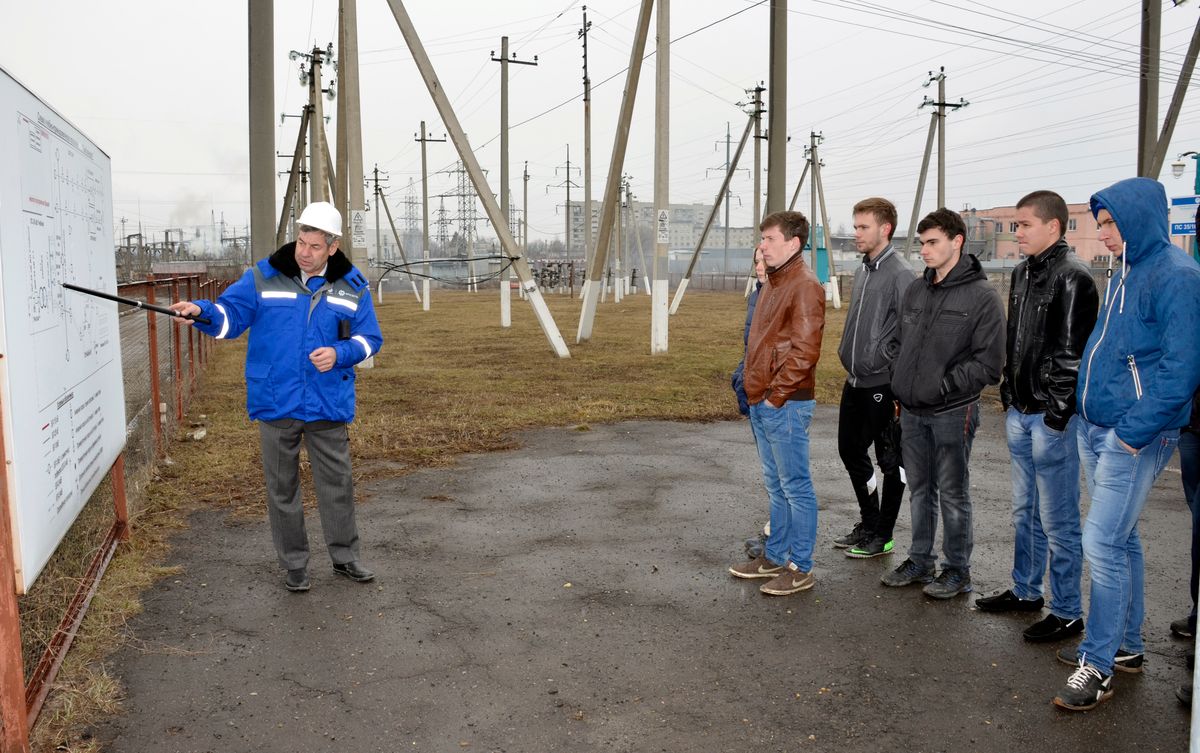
[1000,239,1099,431]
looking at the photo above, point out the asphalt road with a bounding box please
[95,406,1193,752]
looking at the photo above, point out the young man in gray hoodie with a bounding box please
[834,198,915,558]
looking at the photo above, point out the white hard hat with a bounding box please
[297,201,343,237]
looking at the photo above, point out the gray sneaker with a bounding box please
[880,558,935,587]
[923,568,972,599]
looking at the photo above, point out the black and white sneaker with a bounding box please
[833,522,868,549]
[1053,662,1113,711]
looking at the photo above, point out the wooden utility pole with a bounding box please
[415,121,445,312]
[651,0,670,354]
[493,36,538,328]
[248,0,274,262]
[576,0,655,342]
[385,0,571,357]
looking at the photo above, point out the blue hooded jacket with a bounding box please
[1076,177,1200,449]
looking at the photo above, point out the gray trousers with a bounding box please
[259,419,360,570]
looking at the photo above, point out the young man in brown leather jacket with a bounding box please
[729,211,826,596]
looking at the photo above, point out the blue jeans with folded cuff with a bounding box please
[1073,419,1178,675]
[1005,409,1084,619]
[749,399,818,573]
[901,401,979,573]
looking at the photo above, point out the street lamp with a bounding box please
[1170,151,1200,194]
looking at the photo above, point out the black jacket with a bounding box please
[999,240,1099,431]
[891,252,1005,414]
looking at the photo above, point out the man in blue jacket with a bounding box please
[170,202,384,593]
[1052,178,1200,711]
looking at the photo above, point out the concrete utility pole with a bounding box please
[375,178,423,303]
[787,158,809,212]
[809,132,841,308]
[903,67,968,259]
[626,177,651,296]
[710,121,748,276]
[276,106,311,248]
[248,1,275,262]
[523,161,530,254]
[293,44,334,204]
[751,84,765,228]
[548,145,581,262]
[580,7,595,293]
[576,0,655,342]
[651,0,670,354]
[1137,0,1161,177]
[671,113,754,315]
[415,121,446,311]
[386,0,571,357]
[765,0,787,215]
[1148,14,1200,177]
[492,36,538,328]
[335,0,367,271]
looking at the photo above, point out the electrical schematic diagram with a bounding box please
[1,67,124,591]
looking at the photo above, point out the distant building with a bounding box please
[565,199,757,254]
[960,204,1110,266]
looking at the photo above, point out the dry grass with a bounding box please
[26,288,849,751]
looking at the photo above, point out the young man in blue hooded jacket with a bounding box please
[1052,178,1200,711]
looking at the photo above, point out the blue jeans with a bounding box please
[1180,431,1200,626]
[749,399,818,573]
[1074,419,1179,675]
[1005,409,1084,619]
[901,402,980,572]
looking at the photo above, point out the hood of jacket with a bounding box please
[1089,177,1171,266]
[268,241,353,283]
[920,249,985,289]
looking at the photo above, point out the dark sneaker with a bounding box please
[1056,647,1143,674]
[833,522,868,549]
[1178,684,1193,707]
[975,588,1045,613]
[1024,614,1084,643]
[846,536,894,559]
[744,532,767,560]
[285,568,310,592]
[880,558,935,587]
[1171,616,1196,639]
[923,568,972,599]
[1053,662,1113,711]
[759,566,815,596]
[1113,650,1144,674]
[730,555,785,580]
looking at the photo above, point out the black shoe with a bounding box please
[744,532,767,560]
[1178,684,1193,707]
[333,561,375,582]
[1024,614,1083,643]
[975,588,1045,613]
[1056,647,1143,674]
[285,568,310,592]
[833,522,869,549]
[1171,616,1196,639]
[922,567,972,599]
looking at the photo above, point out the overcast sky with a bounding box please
[2,0,1198,246]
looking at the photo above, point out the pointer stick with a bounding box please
[61,282,212,325]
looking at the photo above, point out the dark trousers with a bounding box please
[1182,431,1200,628]
[837,381,906,540]
[259,419,361,570]
[901,401,980,572]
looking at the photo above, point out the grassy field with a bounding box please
[27,287,851,751]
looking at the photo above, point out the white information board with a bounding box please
[1170,195,1198,236]
[0,66,125,593]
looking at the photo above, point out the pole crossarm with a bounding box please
[385,0,570,357]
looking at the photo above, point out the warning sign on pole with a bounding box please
[656,209,670,244]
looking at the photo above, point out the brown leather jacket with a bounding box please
[744,250,826,406]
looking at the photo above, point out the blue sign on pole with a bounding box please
[1170,195,1198,236]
